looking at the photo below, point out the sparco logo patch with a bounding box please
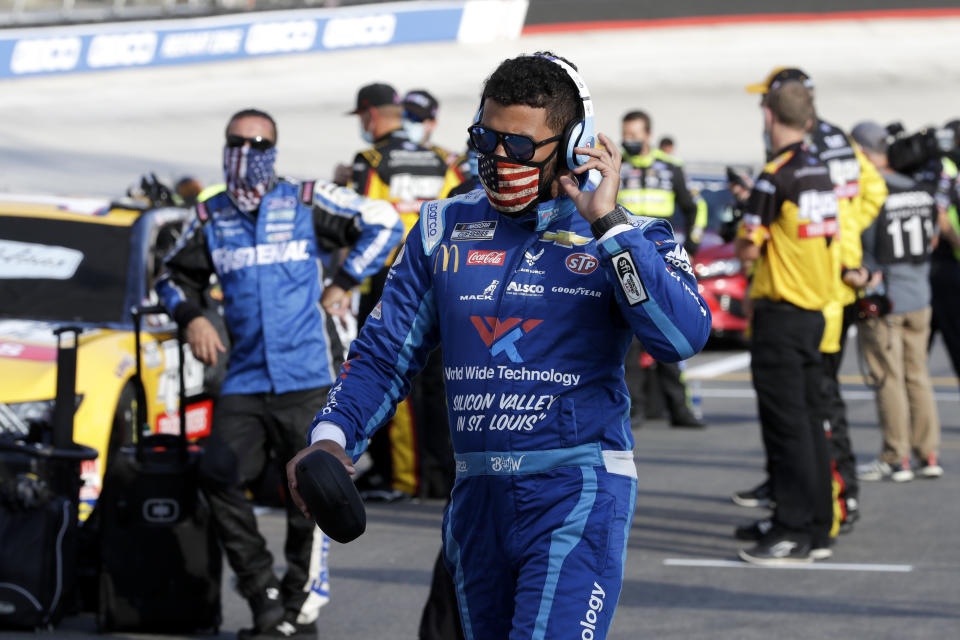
[613,251,648,306]
[466,250,505,266]
[565,252,598,274]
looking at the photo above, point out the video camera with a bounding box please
[885,122,958,174]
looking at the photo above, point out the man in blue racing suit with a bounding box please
[156,109,402,639]
[287,55,711,639]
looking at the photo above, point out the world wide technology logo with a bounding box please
[470,316,542,363]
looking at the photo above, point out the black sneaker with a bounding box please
[739,531,812,566]
[839,499,860,535]
[731,481,773,508]
[247,581,284,632]
[670,411,706,428]
[239,613,317,640]
[810,535,833,561]
[734,518,773,541]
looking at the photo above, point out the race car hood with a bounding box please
[0,319,111,403]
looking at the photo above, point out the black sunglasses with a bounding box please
[225,134,275,151]
[467,124,560,162]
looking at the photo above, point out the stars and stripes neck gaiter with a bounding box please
[223,145,277,213]
[477,150,556,216]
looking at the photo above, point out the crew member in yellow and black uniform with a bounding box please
[742,67,888,535]
[346,82,449,501]
[618,110,706,428]
[734,80,838,565]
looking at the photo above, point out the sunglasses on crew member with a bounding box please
[225,134,275,151]
[467,124,561,162]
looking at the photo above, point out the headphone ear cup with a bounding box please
[564,120,584,170]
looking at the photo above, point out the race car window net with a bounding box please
[0,216,132,324]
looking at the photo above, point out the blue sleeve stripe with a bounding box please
[600,237,623,254]
[360,289,437,437]
[642,294,695,359]
[532,466,598,640]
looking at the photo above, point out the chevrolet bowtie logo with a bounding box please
[540,230,591,247]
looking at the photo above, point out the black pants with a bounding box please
[930,259,960,381]
[624,340,692,425]
[821,303,859,506]
[751,301,831,542]
[200,387,328,615]
[419,548,465,640]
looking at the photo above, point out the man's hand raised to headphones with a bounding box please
[558,132,622,223]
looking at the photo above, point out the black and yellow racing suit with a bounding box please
[807,118,887,531]
[738,141,838,549]
[348,128,448,498]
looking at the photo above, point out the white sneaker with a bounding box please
[857,458,913,482]
[919,453,943,479]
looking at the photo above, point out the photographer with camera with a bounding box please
[851,122,943,483]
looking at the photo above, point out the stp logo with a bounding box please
[566,253,598,274]
[466,250,506,266]
[470,316,542,363]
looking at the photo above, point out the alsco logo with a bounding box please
[565,253,598,274]
[466,250,506,266]
[470,316,543,363]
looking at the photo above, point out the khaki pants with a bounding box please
[860,307,940,462]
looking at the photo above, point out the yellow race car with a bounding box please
[0,194,219,520]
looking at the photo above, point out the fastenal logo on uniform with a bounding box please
[466,250,506,266]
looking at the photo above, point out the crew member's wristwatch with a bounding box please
[590,205,631,240]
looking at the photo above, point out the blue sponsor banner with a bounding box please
[0,2,465,78]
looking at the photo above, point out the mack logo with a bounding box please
[466,250,505,266]
[460,280,500,301]
[489,455,526,473]
[540,230,591,247]
[470,316,543,363]
[613,251,648,306]
[211,240,309,274]
[433,243,459,273]
[565,252,598,274]
[143,498,179,524]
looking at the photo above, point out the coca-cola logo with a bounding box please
[467,250,506,266]
[565,252,598,274]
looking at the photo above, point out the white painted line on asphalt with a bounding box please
[686,353,751,380]
[699,388,959,402]
[663,559,913,572]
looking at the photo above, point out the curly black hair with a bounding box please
[480,52,582,135]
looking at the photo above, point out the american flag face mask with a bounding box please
[477,150,556,216]
[223,144,278,212]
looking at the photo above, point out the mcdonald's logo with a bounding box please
[434,243,459,273]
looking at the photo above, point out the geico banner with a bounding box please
[0,0,528,78]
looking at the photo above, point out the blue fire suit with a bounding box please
[156,177,403,395]
[311,190,711,639]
